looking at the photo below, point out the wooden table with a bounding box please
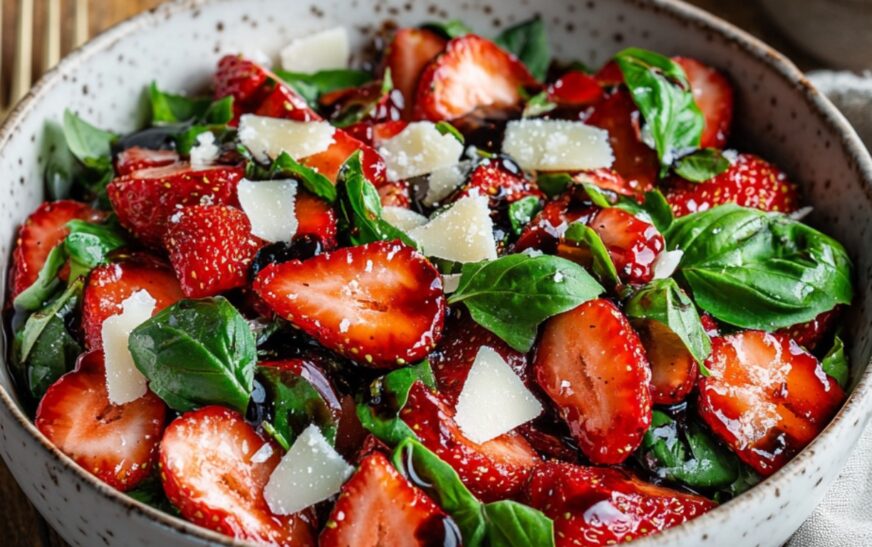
[0,1,823,545]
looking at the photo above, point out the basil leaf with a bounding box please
[508,196,542,236]
[42,121,79,200]
[666,204,853,330]
[14,245,66,312]
[203,96,235,125]
[536,172,572,198]
[640,188,674,234]
[624,278,712,366]
[614,48,703,176]
[562,222,620,288]
[673,148,730,182]
[447,254,604,352]
[64,219,127,280]
[494,16,551,81]
[483,500,555,547]
[522,90,557,118]
[579,182,673,233]
[127,474,179,515]
[270,152,337,203]
[276,69,373,107]
[129,297,256,413]
[422,20,473,39]
[63,109,116,164]
[149,82,212,124]
[356,361,435,446]
[821,335,849,388]
[435,121,465,144]
[257,365,339,447]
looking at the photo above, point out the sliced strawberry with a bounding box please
[525,461,715,546]
[214,54,270,104]
[534,299,652,464]
[346,120,409,147]
[107,162,244,247]
[414,34,537,121]
[320,451,456,547]
[163,204,263,298]
[319,80,404,127]
[665,153,800,216]
[456,156,543,210]
[300,129,387,186]
[383,28,447,119]
[114,147,179,176]
[160,406,315,545]
[10,200,105,299]
[776,307,841,351]
[35,351,167,491]
[571,168,636,198]
[254,241,445,368]
[294,191,338,250]
[513,188,596,254]
[635,319,699,405]
[698,331,845,476]
[400,382,540,502]
[254,82,321,122]
[594,60,624,87]
[586,206,664,285]
[547,71,603,106]
[377,180,412,209]
[81,254,184,350]
[674,57,734,149]
[701,313,720,336]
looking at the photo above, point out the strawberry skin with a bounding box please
[635,319,700,405]
[525,461,715,546]
[513,188,596,254]
[254,81,321,122]
[534,298,653,464]
[698,331,845,476]
[547,71,604,106]
[254,241,445,368]
[160,406,315,546]
[383,28,447,119]
[114,147,179,176]
[294,190,339,250]
[456,156,543,209]
[320,451,456,547]
[300,129,387,186]
[107,162,244,247]
[81,254,184,350]
[586,206,664,285]
[776,307,841,351]
[35,351,167,491]
[414,34,537,121]
[674,57,734,149]
[214,54,269,104]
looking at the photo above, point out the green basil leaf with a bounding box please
[640,188,674,234]
[579,183,673,233]
[270,152,337,203]
[42,121,79,200]
[666,204,853,330]
[148,82,212,124]
[422,20,473,39]
[536,172,573,198]
[13,245,66,312]
[261,421,291,451]
[521,90,557,118]
[356,361,435,446]
[614,48,703,176]
[508,196,542,236]
[447,254,604,352]
[129,297,256,413]
[126,474,179,515]
[204,96,235,125]
[63,109,116,164]
[821,335,849,388]
[64,219,127,280]
[624,278,712,366]
[483,500,555,547]
[562,222,620,288]
[257,365,339,447]
[494,16,551,81]
[276,69,373,107]
[673,148,730,183]
[435,121,465,144]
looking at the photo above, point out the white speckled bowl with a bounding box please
[0,1,870,546]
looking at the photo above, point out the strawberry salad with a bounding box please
[4,16,854,547]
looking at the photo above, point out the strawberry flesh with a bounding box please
[635,319,699,405]
[384,28,448,119]
[586,206,664,285]
[114,147,179,176]
[300,129,387,186]
[294,191,338,250]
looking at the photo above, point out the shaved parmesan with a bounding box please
[454,346,543,444]
[189,131,219,168]
[280,28,350,73]
[238,115,335,163]
[263,425,353,516]
[442,274,461,294]
[423,164,467,206]
[502,119,614,171]
[652,249,684,280]
[102,290,156,405]
[379,122,463,181]
[408,195,497,263]
[238,178,299,242]
[382,206,428,231]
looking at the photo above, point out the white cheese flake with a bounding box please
[101,290,156,405]
[652,249,684,280]
[382,206,428,231]
[238,115,335,163]
[189,131,219,168]
[502,119,614,171]
[423,164,467,207]
[237,178,299,242]
[280,28,350,73]
[442,273,461,294]
[379,122,463,181]
[407,195,497,263]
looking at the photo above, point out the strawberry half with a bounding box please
[383,27,447,119]
[377,180,412,209]
[585,206,664,285]
[698,331,845,476]
[300,129,387,186]
[214,54,270,104]
[10,200,105,299]
[571,168,637,198]
[254,241,445,368]
[114,147,179,176]
[674,57,734,149]
[414,34,537,121]
[635,319,699,405]
[320,451,457,547]
[456,156,543,210]
[400,382,540,502]
[254,81,321,122]
[107,162,244,247]
[776,307,841,351]
[534,298,652,464]
[524,461,715,546]
[294,190,339,250]
[546,70,604,107]
[35,351,167,491]
[513,188,596,254]
[81,254,184,350]
[665,153,800,216]
[160,406,315,545]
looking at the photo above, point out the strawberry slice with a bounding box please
[456,156,543,210]
[571,168,638,197]
[214,54,270,104]
[525,461,715,546]
[10,200,105,299]
[513,188,596,254]
[635,319,699,405]
[81,254,184,350]
[163,204,262,298]
[665,153,800,216]
[400,382,540,502]
[776,307,841,351]
[35,351,167,491]
[160,406,315,545]
[383,28,447,119]
[254,241,445,368]
[300,129,387,186]
[674,57,734,149]
[345,120,409,147]
[114,147,179,176]
[294,190,338,250]
[377,180,412,209]
[547,70,604,106]
[320,451,456,547]
[583,206,664,285]
[414,34,537,121]
[698,331,845,477]
[107,162,244,247]
[253,82,321,122]
[534,299,652,464]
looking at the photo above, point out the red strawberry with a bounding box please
[571,168,638,198]
[594,60,624,87]
[586,206,664,285]
[776,307,841,351]
[635,319,699,405]
[214,54,270,104]
[300,129,387,186]
[534,299,652,464]
[456,156,543,209]
[319,80,404,127]
[345,120,409,147]
[294,190,338,250]
[513,188,596,254]
[81,254,185,350]
[698,331,845,476]
[674,57,734,149]
[320,451,456,547]
[547,71,603,106]
[114,147,179,176]
[10,200,105,299]
[163,204,263,298]
[377,180,412,209]
[107,162,244,247]
[414,34,537,121]
[254,82,321,122]
[383,28,447,119]
[35,351,167,491]
[400,382,540,502]
[665,153,800,216]
[159,406,315,546]
[254,241,445,368]
[525,461,715,546]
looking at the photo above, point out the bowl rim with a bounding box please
[0,0,871,545]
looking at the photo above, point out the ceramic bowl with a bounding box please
[0,0,870,546]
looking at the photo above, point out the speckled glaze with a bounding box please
[0,1,870,546]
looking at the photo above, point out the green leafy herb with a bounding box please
[562,222,620,288]
[129,297,256,413]
[127,474,179,514]
[149,82,234,125]
[270,152,337,202]
[673,148,730,182]
[257,365,339,447]
[639,188,674,233]
[508,196,542,236]
[521,90,557,118]
[64,219,127,280]
[535,172,573,198]
[276,69,373,107]
[494,16,551,81]
[447,254,604,352]
[665,204,853,330]
[422,20,473,39]
[435,121,465,144]
[63,109,116,166]
[42,121,79,200]
[356,361,435,446]
[821,335,849,388]
[579,182,673,233]
[13,245,66,312]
